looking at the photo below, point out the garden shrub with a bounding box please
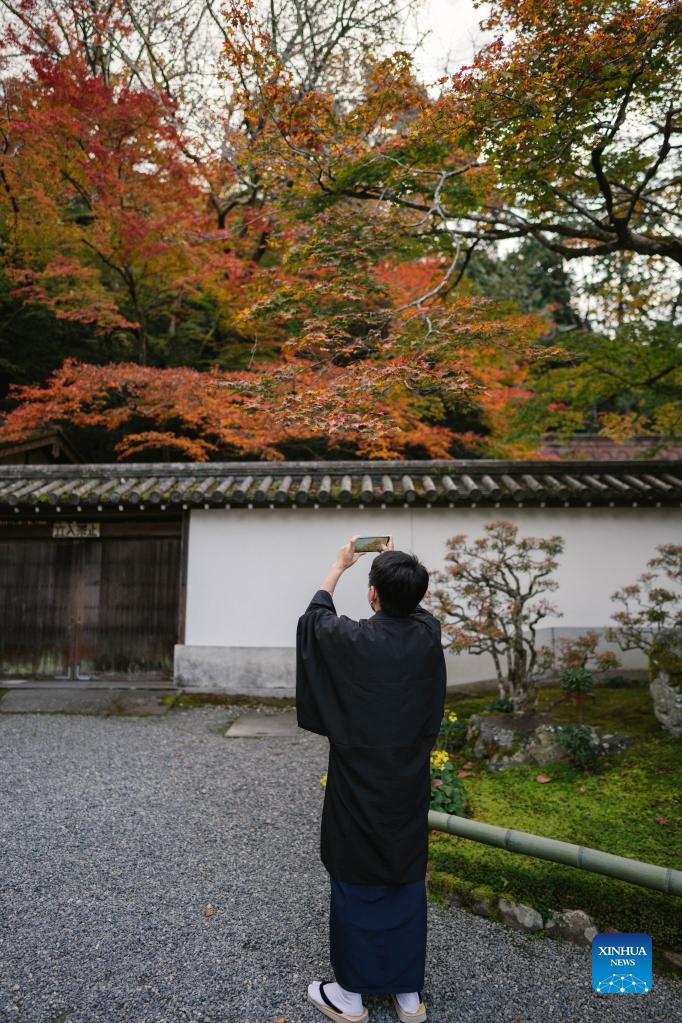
[485,695,515,714]
[556,723,602,773]
[558,666,594,722]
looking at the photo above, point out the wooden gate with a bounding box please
[0,519,182,680]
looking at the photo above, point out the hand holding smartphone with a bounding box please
[353,535,393,553]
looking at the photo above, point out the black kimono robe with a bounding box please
[296,588,447,885]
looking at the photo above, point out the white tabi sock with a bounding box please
[396,991,421,1013]
[320,980,363,1014]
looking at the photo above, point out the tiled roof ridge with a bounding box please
[1,456,681,478]
[1,458,680,510]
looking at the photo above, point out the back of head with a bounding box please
[368,550,429,617]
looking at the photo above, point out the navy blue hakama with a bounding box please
[329,874,427,995]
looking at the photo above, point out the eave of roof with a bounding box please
[0,459,680,511]
[0,427,83,463]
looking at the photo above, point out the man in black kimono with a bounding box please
[296,536,447,1023]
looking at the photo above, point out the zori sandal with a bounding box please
[307,980,369,1022]
[390,991,426,1022]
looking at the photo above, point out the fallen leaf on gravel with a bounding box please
[204,904,215,917]
[536,774,552,783]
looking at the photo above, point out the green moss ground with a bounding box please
[428,682,682,978]
[163,692,297,710]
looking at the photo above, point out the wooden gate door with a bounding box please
[70,535,181,680]
[0,522,181,681]
[0,536,73,677]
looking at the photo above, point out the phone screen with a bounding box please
[354,536,390,553]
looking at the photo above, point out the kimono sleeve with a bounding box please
[410,603,447,745]
[304,589,360,653]
[295,589,358,740]
[426,637,447,745]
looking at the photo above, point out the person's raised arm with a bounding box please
[317,533,393,598]
[319,535,363,597]
[305,533,393,619]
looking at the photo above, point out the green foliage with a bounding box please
[559,667,594,697]
[558,666,595,722]
[601,675,647,688]
[164,693,297,709]
[649,630,682,689]
[468,237,581,330]
[0,268,103,403]
[521,320,682,443]
[485,695,515,714]
[430,752,467,815]
[437,710,469,752]
[556,723,602,773]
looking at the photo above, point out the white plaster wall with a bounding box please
[183,505,680,684]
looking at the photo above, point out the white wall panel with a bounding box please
[184,506,679,679]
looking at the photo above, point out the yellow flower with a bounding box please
[447,711,458,722]
[430,750,449,771]
[320,773,327,786]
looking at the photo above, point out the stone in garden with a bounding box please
[524,723,572,766]
[649,629,682,738]
[465,712,543,758]
[544,908,598,948]
[465,712,632,770]
[597,731,634,754]
[663,950,682,970]
[470,894,491,918]
[497,897,544,932]
[466,715,515,756]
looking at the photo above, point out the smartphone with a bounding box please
[354,535,390,553]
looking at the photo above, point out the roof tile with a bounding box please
[0,460,680,511]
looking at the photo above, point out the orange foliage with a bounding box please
[0,1,565,461]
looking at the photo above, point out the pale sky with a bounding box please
[409,0,492,82]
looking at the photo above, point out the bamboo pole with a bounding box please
[428,810,682,897]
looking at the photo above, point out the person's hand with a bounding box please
[333,535,362,571]
[379,535,394,552]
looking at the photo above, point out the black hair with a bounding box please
[368,550,429,617]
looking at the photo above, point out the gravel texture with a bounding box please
[0,704,678,1023]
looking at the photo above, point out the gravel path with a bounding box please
[0,705,677,1023]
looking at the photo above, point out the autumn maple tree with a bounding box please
[2,0,674,460]
[279,0,681,269]
[0,52,249,366]
[0,0,562,460]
